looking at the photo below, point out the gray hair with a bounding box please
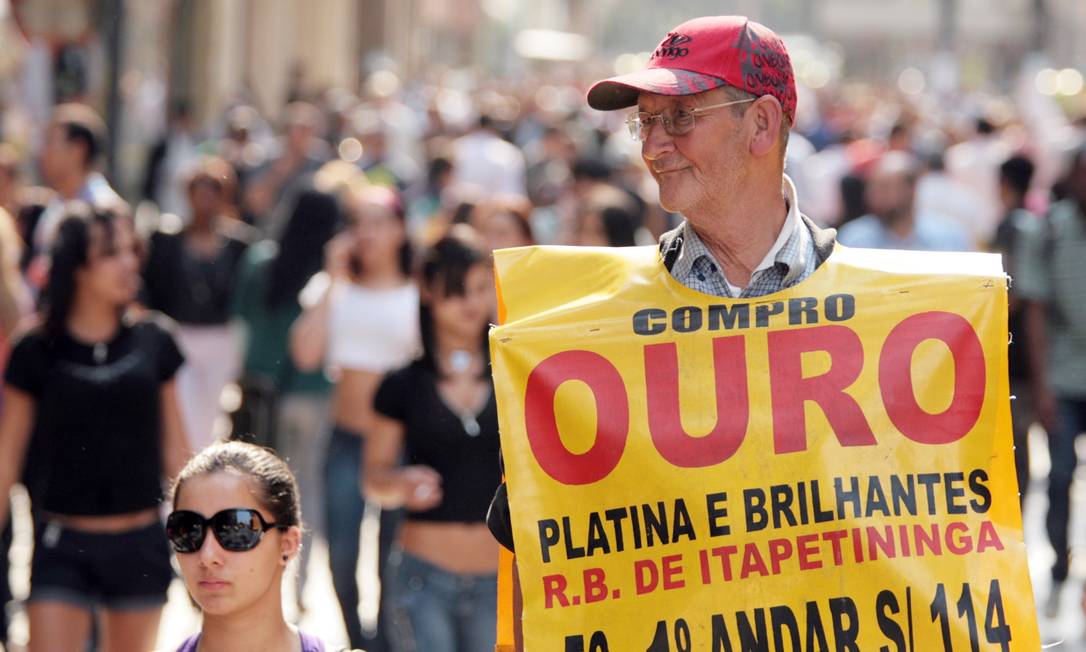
[718,86,791,165]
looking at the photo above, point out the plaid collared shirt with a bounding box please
[669,177,817,298]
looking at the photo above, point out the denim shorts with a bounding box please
[390,551,497,652]
[29,520,172,610]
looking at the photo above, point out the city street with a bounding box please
[0,427,1082,650]
[0,1,1083,651]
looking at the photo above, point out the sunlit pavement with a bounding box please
[1026,425,1086,652]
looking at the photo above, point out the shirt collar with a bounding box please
[671,174,808,286]
[753,174,803,275]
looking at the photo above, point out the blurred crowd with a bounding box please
[0,65,1084,651]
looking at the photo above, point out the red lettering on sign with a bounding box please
[584,568,609,603]
[767,538,794,574]
[977,521,1004,552]
[524,351,629,485]
[768,325,877,454]
[740,543,769,579]
[797,534,822,570]
[945,521,972,554]
[879,311,985,445]
[661,554,685,590]
[542,574,569,608]
[634,559,659,595]
[645,336,749,467]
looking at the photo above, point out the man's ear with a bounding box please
[748,95,784,159]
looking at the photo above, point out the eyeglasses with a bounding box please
[166,508,285,553]
[625,98,756,142]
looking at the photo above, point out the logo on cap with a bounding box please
[653,33,692,61]
[735,25,792,113]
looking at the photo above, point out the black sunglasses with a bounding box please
[166,508,285,553]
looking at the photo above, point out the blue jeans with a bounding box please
[1045,397,1086,581]
[390,551,497,652]
[324,426,401,651]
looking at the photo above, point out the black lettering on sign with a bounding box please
[825,294,855,321]
[830,597,860,651]
[770,605,801,650]
[630,295,855,335]
[876,590,906,652]
[968,469,991,513]
[566,631,610,652]
[633,308,667,336]
[706,492,730,537]
[755,301,784,327]
[672,306,702,333]
[788,297,819,325]
[737,609,768,650]
[709,304,750,330]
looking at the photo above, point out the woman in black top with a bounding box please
[365,232,500,652]
[0,203,190,652]
[142,156,254,450]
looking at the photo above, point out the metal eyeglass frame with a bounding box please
[626,97,756,142]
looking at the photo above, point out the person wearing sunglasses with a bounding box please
[0,202,191,652]
[485,16,840,650]
[168,440,345,652]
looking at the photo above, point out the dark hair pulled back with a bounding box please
[171,440,301,529]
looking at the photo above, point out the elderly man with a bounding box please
[487,19,837,651]
[488,10,833,553]
[594,15,834,296]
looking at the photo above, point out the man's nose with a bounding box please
[641,119,675,162]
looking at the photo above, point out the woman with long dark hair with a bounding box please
[365,233,500,652]
[232,188,339,605]
[0,202,190,651]
[290,185,417,651]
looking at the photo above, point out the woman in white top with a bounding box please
[290,186,418,651]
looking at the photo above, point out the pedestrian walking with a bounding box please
[290,185,417,651]
[143,157,255,451]
[0,202,191,651]
[366,233,500,652]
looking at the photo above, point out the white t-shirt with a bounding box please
[301,273,420,373]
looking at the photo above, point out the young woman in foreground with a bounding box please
[169,440,355,652]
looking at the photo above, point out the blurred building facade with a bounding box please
[0,0,1082,195]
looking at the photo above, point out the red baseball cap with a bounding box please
[587,16,796,123]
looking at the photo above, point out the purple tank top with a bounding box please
[176,630,327,651]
